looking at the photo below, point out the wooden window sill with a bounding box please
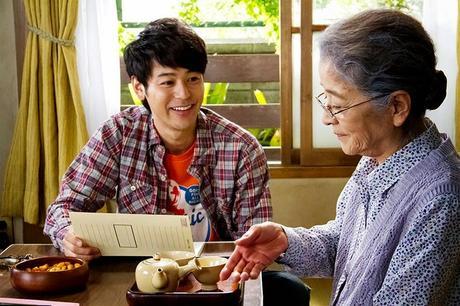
[269,165,354,178]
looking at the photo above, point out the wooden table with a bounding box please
[0,243,263,306]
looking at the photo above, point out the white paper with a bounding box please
[69,212,196,256]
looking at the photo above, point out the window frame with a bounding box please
[276,0,357,177]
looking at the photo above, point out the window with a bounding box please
[116,0,424,177]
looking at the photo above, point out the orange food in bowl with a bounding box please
[26,261,82,272]
[10,256,89,294]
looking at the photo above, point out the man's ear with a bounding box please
[390,90,411,127]
[131,76,146,101]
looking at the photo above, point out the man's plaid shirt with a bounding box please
[44,106,272,250]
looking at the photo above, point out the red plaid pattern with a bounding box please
[44,106,272,250]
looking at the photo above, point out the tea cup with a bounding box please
[192,256,228,291]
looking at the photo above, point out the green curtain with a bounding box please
[1,0,88,224]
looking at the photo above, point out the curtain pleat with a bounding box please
[1,0,88,225]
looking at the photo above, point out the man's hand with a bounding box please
[220,221,288,283]
[62,231,101,261]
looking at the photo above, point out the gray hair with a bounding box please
[319,9,446,126]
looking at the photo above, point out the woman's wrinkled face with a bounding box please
[318,59,398,162]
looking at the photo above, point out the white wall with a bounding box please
[423,0,458,139]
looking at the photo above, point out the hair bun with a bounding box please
[424,70,447,110]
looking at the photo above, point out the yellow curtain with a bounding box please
[456,0,460,149]
[1,0,88,224]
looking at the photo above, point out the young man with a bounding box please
[44,18,271,259]
[44,18,309,305]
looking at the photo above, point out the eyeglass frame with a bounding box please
[315,92,389,118]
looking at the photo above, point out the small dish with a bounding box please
[0,254,33,271]
[10,256,89,294]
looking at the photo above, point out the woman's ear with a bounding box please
[131,76,146,101]
[390,90,411,127]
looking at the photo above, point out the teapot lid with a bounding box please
[150,253,174,264]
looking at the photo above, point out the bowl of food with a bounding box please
[156,250,196,266]
[192,256,228,291]
[10,256,89,294]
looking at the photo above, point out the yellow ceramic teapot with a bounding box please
[135,253,199,293]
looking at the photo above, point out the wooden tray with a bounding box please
[126,274,243,306]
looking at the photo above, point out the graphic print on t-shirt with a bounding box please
[168,179,215,241]
[165,141,218,241]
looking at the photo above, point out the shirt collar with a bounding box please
[139,106,161,147]
[364,118,442,196]
[146,107,215,166]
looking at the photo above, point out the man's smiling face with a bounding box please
[137,62,204,136]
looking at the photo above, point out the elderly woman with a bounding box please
[220,9,460,305]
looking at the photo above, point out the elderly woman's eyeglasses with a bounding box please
[315,92,389,119]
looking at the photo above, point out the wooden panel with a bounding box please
[121,104,280,130]
[120,57,128,83]
[280,0,293,165]
[23,222,51,243]
[204,54,279,83]
[120,54,280,84]
[302,149,360,166]
[300,0,313,166]
[204,104,280,129]
[269,165,355,178]
[313,24,328,32]
[264,147,280,161]
[292,25,327,33]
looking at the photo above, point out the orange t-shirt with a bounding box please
[164,142,218,241]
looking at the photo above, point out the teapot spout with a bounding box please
[152,268,168,290]
[178,257,199,279]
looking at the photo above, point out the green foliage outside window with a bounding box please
[380,0,410,10]
[178,0,201,25]
[202,83,229,105]
[233,0,279,41]
[178,0,279,42]
[118,22,135,55]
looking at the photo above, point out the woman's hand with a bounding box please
[62,230,101,261]
[220,221,288,282]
